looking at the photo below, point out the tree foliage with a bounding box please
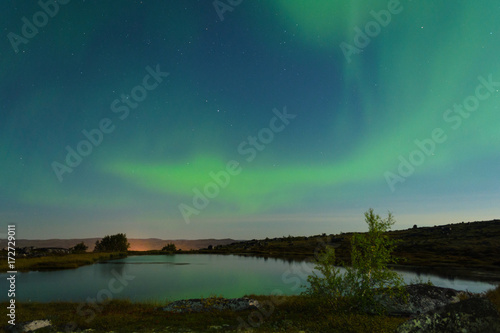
[304,209,406,312]
[161,243,177,253]
[94,233,130,252]
[70,242,88,254]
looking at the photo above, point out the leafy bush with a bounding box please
[161,243,177,253]
[70,242,88,254]
[304,209,406,312]
[94,233,130,252]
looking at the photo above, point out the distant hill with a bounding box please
[0,238,238,251]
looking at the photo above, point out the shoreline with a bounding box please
[3,220,499,283]
[4,251,500,283]
[3,285,500,332]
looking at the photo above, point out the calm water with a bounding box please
[1,254,498,302]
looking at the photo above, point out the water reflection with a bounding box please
[96,260,126,277]
[0,254,497,303]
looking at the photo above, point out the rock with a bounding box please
[396,297,500,333]
[375,284,464,316]
[6,319,51,332]
[162,297,260,313]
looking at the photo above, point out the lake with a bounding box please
[1,254,498,303]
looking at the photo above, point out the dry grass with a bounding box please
[486,284,500,315]
[0,252,125,271]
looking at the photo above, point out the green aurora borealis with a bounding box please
[1,0,499,239]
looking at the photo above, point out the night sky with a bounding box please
[1,1,499,240]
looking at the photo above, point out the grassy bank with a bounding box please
[1,295,407,332]
[0,252,126,272]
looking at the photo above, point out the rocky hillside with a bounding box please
[198,220,500,281]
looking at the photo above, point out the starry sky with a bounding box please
[1,0,500,240]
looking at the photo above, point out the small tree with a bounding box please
[70,242,88,254]
[94,233,130,252]
[304,209,405,312]
[161,243,176,253]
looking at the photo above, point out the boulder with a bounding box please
[396,297,500,333]
[375,284,464,316]
[6,319,51,332]
[162,297,260,313]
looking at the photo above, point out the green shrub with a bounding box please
[304,209,406,312]
[486,285,500,315]
[70,241,88,254]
